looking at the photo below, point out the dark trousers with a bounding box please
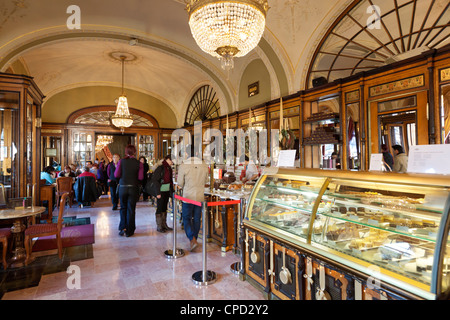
[156,191,170,214]
[118,185,139,234]
[182,202,202,241]
[109,181,119,209]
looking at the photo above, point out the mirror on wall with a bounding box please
[303,96,342,169]
[0,91,20,199]
[440,83,450,144]
[42,136,62,170]
[346,102,360,170]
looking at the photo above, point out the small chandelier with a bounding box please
[185,0,269,71]
[95,135,114,152]
[111,55,133,132]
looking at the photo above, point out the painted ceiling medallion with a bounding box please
[108,51,138,63]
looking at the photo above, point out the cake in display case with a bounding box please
[243,168,450,299]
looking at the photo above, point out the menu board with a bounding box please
[407,144,450,174]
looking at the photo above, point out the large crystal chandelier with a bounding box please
[185,0,269,71]
[111,56,133,131]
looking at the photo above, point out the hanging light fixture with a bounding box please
[185,0,269,71]
[111,55,133,132]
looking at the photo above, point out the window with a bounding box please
[139,135,154,164]
[73,133,93,168]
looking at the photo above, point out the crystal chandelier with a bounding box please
[185,0,269,71]
[95,135,114,152]
[111,56,133,131]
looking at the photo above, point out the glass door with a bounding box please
[0,91,20,199]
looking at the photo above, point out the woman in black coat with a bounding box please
[114,145,144,237]
[148,155,174,233]
[139,156,150,201]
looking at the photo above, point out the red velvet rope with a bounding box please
[174,195,241,207]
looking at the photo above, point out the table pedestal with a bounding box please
[9,218,27,268]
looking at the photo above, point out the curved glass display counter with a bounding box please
[244,168,450,300]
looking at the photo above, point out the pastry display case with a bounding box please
[243,168,450,300]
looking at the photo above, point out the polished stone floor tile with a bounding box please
[1,197,265,300]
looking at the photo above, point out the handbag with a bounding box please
[145,179,157,197]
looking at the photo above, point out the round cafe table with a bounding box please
[0,206,46,268]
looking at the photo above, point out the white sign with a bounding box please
[369,153,383,171]
[277,150,296,167]
[407,144,450,174]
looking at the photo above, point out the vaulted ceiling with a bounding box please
[0,0,448,128]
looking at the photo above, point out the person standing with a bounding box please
[177,155,208,251]
[107,154,120,210]
[392,144,408,173]
[381,144,394,172]
[114,145,144,237]
[149,155,174,233]
[241,156,259,183]
[139,156,150,201]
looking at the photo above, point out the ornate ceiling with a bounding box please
[0,0,448,127]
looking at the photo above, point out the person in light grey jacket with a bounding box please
[177,156,209,251]
[392,145,408,173]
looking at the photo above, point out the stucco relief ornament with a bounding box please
[0,0,28,31]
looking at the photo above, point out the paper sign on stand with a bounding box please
[277,150,296,168]
[369,153,384,171]
[407,144,450,174]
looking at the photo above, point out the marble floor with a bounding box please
[1,197,265,300]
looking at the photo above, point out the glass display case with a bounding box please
[244,168,450,299]
[138,135,154,163]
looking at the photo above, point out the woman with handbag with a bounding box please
[148,155,174,233]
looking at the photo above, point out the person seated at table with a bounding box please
[40,166,56,185]
[58,165,76,178]
[78,166,96,179]
[90,163,99,176]
[70,164,82,176]
[74,167,100,207]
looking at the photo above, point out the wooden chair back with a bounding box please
[56,177,73,194]
[57,193,69,232]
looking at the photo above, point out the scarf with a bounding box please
[162,160,172,184]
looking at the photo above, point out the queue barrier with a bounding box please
[171,193,242,286]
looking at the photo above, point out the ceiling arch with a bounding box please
[0,31,237,119]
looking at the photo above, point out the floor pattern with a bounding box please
[1,197,265,300]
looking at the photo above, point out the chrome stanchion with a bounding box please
[164,194,185,259]
[230,198,244,275]
[192,201,217,286]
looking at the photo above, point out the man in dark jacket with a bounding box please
[107,154,120,210]
[114,145,144,237]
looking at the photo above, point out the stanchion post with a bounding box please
[164,193,185,259]
[192,201,217,286]
[239,198,246,275]
[230,198,243,275]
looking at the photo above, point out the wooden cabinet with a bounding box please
[0,73,44,202]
